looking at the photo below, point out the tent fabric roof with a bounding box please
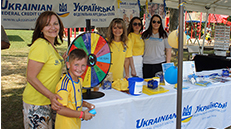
[140,0,231,15]
[208,14,229,23]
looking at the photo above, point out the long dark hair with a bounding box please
[142,14,167,39]
[28,11,64,47]
[127,17,143,35]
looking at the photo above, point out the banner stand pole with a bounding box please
[68,28,70,47]
[86,19,91,32]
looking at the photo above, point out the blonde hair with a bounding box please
[106,18,128,49]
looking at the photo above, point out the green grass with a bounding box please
[5,30,33,50]
[1,29,68,129]
[1,30,32,129]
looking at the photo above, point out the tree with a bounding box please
[140,5,145,18]
[169,8,179,32]
[227,16,231,22]
[95,27,108,38]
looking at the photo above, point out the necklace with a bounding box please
[43,37,58,53]
[114,42,120,52]
[50,43,58,53]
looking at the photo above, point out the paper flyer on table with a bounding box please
[183,61,196,81]
[162,62,174,85]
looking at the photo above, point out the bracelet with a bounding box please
[79,111,83,118]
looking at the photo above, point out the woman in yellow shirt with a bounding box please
[127,17,144,78]
[106,18,132,81]
[23,11,67,129]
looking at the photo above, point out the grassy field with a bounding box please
[0,29,223,129]
[1,29,68,129]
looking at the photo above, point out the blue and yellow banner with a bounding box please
[1,0,122,29]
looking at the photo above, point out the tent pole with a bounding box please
[184,11,187,31]
[202,7,210,54]
[199,12,202,40]
[176,0,184,129]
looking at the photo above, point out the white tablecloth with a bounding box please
[81,69,231,129]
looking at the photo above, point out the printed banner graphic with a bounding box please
[1,0,119,29]
[145,2,165,29]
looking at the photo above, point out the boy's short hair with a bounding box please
[69,49,87,62]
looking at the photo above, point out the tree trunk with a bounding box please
[95,27,108,38]
[169,8,179,32]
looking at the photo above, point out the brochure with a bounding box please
[162,62,174,85]
[183,61,196,81]
[209,76,230,83]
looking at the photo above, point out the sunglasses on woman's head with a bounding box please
[152,20,161,24]
[133,22,141,26]
[113,18,123,22]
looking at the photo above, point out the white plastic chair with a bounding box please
[187,45,200,60]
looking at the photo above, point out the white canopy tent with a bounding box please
[160,1,231,128]
[141,0,231,54]
[140,0,230,128]
[140,0,231,15]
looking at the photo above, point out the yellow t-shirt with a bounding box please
[23,38,64,105]
[206,33,211,40]
[55,74,83,129]
[109,40,132,81]
[128,32,144,56]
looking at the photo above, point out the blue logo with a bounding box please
[182,105,193,123]
[57,3,69,17]
[182,102,228,123]
[135,102,228,128]
[147,37,163,42]
[54,60,60,65]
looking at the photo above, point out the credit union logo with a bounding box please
[182,105,193,123]
[57,3,69,17]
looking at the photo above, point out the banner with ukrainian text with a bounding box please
[1,0,119,29]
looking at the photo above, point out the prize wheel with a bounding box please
[67,32,111,99]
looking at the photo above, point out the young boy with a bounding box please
[55,49,95,129]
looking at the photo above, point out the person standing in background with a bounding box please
[151,3,159,16]
[158,4,165,19]
[23,11,67,129]
[127,17,144,78]
[206,30,212,45]
[106,18,132,81]
[1,25,10,50]
[142,14,172,79]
